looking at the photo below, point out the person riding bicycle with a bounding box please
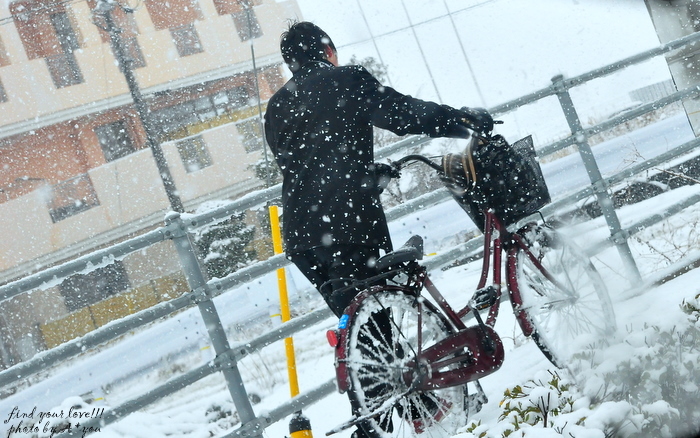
[264,21,494,319]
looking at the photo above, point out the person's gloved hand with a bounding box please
[459,107,494,134]
[373,162,400,192]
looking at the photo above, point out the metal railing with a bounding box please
[2,30,700,438]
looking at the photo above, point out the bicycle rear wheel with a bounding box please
[344,289,467,438]
[507,225,616,368]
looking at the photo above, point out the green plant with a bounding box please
[251,158,281,186]
[193,212,257,280]
[681,292,700,321]
[498,370,579,429]
[464,420,487,438]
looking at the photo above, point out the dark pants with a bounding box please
[292,244,401,438]
[289,244,381,317]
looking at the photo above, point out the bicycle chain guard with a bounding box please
[402,325,505,391]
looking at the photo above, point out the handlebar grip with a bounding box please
[393,155,443,172]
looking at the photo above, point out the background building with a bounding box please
[645,0,700,136]
[0,0,300,367]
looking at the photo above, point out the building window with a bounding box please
[48,174,100,223]
[0,79,7,103]
[11,0,82,60]
[152,103,199,137]
[236,118,263,152]
[51,12,80,52]
[95,120,136,162]
[46,11,83,88]
[45,53,83,88]
[209,86,249,116]
[59,260,130,312]
[170,23,203,57]
[232,7,262,41]
[177,135,212,172]
[152,85,251,136]
[193,95,217,121]
[221,86,249,111]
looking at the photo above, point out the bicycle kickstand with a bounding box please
[467,380,488,417]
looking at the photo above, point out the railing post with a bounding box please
[164,213,262,438]
[551,74,642,285]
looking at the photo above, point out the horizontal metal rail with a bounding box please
[0,226,169,303]
[0,189,450,387]
[57,361,217,438]
[7,104,698,436]
[53,305,335,438]
[489,30,700,115]
[587,186,700,257]
[10,30,699,303]
[538,85,700,158]
[222,379,338,438]
[0,292,192,387]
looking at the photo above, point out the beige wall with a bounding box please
[0,0,298,279]
[0,0,301,366]
[166,121,265,200]
[0,121,263,273]
[121,241,182,287]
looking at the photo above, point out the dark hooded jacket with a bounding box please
[264,60,471,254]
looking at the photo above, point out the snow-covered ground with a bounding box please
[33,181,700,438]
[5,110,700,438]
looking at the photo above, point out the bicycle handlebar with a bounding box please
[390,122,504,175]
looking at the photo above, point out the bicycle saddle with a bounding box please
[375,235,424,271]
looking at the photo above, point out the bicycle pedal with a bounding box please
[469,285,499,310]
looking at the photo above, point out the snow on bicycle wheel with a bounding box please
[344,290,468,438]
[508,225,617,368]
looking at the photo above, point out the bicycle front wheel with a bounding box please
[344,289,467,438]
[507,225,616,368]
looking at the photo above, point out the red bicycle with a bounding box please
[326,133,616,438]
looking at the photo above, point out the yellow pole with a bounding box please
[268,205,300,397]
[269,206,313,438]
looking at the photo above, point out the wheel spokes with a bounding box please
[514,227,616,367]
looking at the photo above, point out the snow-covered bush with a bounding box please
[497,370,578,430]
[251,158,281,186]
[568,298,700,438]
[681,292,700,321]
[460,354,698,438]
[462,370,624,438]
[193,210,257,280]
[205,401,239,432]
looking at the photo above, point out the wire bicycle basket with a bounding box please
[441,134,550,231]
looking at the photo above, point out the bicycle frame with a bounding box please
[333,210,509,392]
[331,205,573,394]
[427,209,509,331]
[325,137,620,438]
[431,208,569,340]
